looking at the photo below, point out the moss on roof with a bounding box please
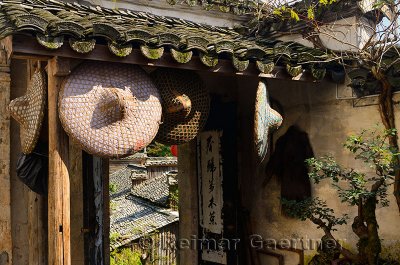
[0,0,348,79]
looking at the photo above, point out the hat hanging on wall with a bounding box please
[151,68,210,145]
[9,69,47,154]
[254,80,283,162]
[59,62,162,158]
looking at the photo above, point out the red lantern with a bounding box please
[170,145,178,157]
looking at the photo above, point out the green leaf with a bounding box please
[273,9,282,16]
[290,9,299,21]
[307,6,315,20]
[146,141,172,157]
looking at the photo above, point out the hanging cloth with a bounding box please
[16,141,48,195]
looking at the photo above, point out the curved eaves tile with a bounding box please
[92,22,123,42]
[171,49,193,64]
[69,38,96,53]
[140,45,164,60]
[13,14,48,34]
[48,21,86,39]
[108,41,133,57]
[125,29,154,43]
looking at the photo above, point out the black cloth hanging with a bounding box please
[16,141,48,195]
[265,125,313,201]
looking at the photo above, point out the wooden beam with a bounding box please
[0,36,12,265]
[47,57,71,265]
[12,35,254,76]
[12,35,317,82]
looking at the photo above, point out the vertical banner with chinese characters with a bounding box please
[198,131,223,234]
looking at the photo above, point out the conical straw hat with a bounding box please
[254,80,283,162]
[9,69,47,154]
[59,62,162,158]
[151,69,210,145]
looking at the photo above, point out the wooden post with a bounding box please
[28,192,47,265]
[47,57,71,265]
[92,156,104,265]
[27,59,47,265]
[102,159,110,265]
[0,36,12,265]
[177,141,199,265]
[69,142,84,265]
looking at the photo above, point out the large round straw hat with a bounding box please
[9,69,47,154]
[254,80,283,162]
[151,68,210,145]
[59,62,162,158]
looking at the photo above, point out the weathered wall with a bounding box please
[240,77,400,264]
[147,166,177,180]
[0,38,12,265]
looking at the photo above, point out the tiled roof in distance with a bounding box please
[131,173,171,207]
[110,167,178,249]
[145,157,178,167]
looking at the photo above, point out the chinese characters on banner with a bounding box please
[198,131,223,234]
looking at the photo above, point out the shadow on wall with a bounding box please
[264,125,313,203]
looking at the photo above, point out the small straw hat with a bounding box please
[9,69,47,154]
[59,62,162,158]
[151,68,210,145]
[254,80,283,162]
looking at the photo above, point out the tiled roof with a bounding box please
[110,165,147,198]
[110,168,178,249]
[162,0,261,15]
[131,173,171,207]
[110,166,133,199]
[248,0,372,38]
[162,0,361,19]
[145,157,178,167]
[110,194,178,249]
[117,152,148,161]
[0,0,340,79]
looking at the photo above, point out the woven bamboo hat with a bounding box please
[59,62,162,158]
[9,69,47,154]
[254,80,283,162]
[151,68,210,145]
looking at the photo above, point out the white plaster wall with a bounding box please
[247,78,400,264]
[278,16,375,51]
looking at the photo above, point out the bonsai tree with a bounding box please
[283,128,399,265]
